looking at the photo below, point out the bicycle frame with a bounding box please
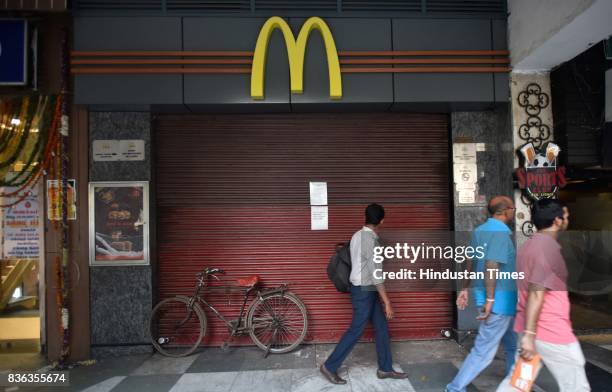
[188,274,289,336]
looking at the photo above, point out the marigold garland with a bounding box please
[0,94,62,207]
[57,28,71,365]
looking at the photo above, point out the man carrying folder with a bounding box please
[496,199,590,392]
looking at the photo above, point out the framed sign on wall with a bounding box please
[88,181,149,266]
[0,20,28,85]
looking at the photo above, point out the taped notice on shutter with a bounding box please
[309,182,328,206]
[311,206,328,230]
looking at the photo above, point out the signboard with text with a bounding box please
[0,20,28,85]
[1,186,41,259]
[516,142,566,201]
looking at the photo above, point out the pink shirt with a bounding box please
[514,233,576,344]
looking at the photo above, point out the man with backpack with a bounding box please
[320,203,408,384]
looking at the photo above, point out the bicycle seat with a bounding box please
[237,275,260,287]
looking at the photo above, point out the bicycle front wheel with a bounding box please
[247,292,308,354]
[150,296,207,357]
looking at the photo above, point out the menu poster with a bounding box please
[89,182,149,266]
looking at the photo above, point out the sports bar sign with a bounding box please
[516,142,566,201]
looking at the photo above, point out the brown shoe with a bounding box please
[320,364,347,385]
[376,369,408,379]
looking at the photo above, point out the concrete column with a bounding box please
[509,72,554,244]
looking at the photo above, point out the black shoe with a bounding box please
[376,369,408,379]
[320,364,347,385]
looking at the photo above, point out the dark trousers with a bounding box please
[324,284,393,373]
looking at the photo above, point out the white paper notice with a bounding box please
[458,190,476,204]
[309,182,328,206]
[453,143,477,163]
[453,163,477,186]
[119,140,145,161]
[93,140,120,161]
[311,206,328,230]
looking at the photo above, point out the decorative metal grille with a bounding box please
[517,83,551,149]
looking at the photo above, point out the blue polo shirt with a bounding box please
[471,218,517,316]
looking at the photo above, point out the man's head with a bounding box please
[365,203,385,227]
[532,199,569,231]
[487,196,515,224]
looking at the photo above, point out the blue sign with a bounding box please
[0,20,28,85]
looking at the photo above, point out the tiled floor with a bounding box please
[5,340,612,392]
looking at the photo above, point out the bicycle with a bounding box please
[149,267,308,357]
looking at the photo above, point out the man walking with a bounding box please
[320,203,407,384]
[497,199,590,392]
[446,196,518,392]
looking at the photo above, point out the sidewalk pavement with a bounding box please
[5,339,612,392]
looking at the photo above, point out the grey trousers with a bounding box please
[496,339,590,392]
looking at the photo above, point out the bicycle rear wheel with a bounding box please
[247,292,308,354]
[150,296,207,357]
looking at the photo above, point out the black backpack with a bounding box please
[327,242,352,293]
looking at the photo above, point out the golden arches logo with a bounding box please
[251,16,342,100]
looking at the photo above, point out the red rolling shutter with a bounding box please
[154,113,452,346]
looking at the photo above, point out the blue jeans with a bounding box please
[324,285,393,373]
[446,313,517,392]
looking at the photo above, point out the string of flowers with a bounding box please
[3,97,53,187]
[57,28,72,365]
[0,95,62,208]
[0,98,33,170]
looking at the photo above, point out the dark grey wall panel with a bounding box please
[492,19,509,102]
[395,74,493,102]
[290,18,393,106]
[183,18,289,108]
[74,17,182,50]
[393,19,495,103]
[74,17,183,105]
[75,75,183,105]
[393,18,491,50]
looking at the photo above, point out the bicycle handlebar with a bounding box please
[198,267,225,277]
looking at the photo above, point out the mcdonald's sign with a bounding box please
[250,16,342,100]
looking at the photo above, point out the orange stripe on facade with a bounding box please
[71,68,252,74]
[338,50,510,56]
[70,51,254,57]
[70,50,511,75]
[71,58,510,66]
[341,66,512,73]
[71,67,510,74]
[71,50,510,58]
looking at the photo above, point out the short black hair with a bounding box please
[531,199,566,230]
[365,203,385,225]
